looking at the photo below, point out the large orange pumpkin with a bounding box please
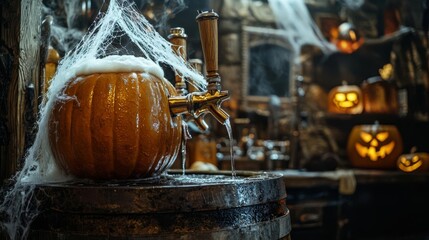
[49,71,182,179]
[347,122,403,169]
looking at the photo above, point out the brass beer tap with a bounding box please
[168,27,209,131]
[169,10,230,127]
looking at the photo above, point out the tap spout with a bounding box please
[169,90,230,125]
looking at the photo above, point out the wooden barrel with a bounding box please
[28,171,291,239]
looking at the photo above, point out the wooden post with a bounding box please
[0,0,42,182]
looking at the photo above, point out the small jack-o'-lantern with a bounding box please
[328,82,363,114]
[397,147,429,173]
[347,122,403,169]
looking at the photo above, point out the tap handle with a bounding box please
[189,58,203,75]
[168,27,188,95]
[168,27,187,60]
[187,58,203,93]
[196,10,220,88]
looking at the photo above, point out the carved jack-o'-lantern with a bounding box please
[397,148,429,173]
[328,83,363,114]
[347,122,403,169]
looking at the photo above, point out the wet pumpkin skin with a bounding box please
[49,72,182,179]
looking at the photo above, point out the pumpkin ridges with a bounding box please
[71,76,97,177]
[56,81,80,174]
[132,73,141,176]
[87,75,100,177]
[166,117,181,170]
[112,75,118,177]
[134,75,156,177]
[113,73,140,178]
[158,78,178,174]
[158,78,181,173]
[154,80,170,174]
[147,76,175,176]
[90,73,116,178]
[146,79,163,176]
[163,79,180,169]
[125,73,140,175]
[132,75,149,177]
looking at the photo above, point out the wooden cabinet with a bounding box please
[277,170,429,240]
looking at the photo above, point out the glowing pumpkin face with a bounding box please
[328,85,363,114]
[397,152,429,173]
[334,91,359,108]
[347,123,403,169]
[355,131,395,161]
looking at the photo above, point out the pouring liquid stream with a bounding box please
[181,137,187,175]
[225,118,236,178]
[180,120,190,175]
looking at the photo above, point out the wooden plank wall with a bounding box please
[0,0,41,182]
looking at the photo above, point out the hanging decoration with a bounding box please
[331,22,364,54]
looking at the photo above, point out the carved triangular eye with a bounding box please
[360,132,373,143]
[376,132,389,142]
[412,156,420,163]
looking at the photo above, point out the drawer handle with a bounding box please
[300,213,321,223]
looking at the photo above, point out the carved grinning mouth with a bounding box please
[355,141,395,161]
[398,156,423,172]
[338,101,355,108]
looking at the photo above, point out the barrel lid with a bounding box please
[34,170,286,214]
